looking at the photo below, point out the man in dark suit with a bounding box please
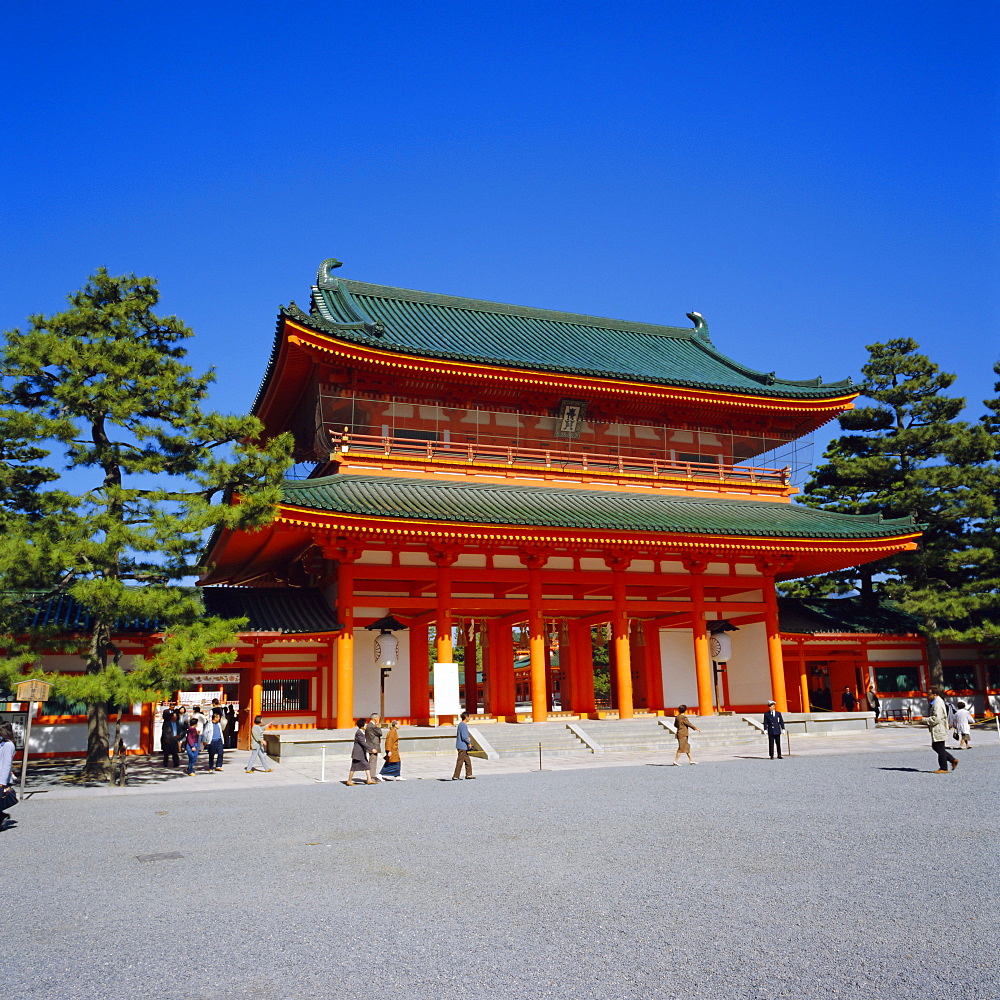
[763,701,785,759]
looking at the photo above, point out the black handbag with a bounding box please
[0,785,17,811]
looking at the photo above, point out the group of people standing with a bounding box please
[160,701,240,775]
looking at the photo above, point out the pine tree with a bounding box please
[1,269,294,777]
[784,339,993,686]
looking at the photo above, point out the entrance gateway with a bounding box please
[200,259,920,732]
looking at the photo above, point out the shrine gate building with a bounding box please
[201,259,921,729]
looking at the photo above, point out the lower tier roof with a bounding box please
[281,474,920,542]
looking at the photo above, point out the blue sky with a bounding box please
[2,1,997,472]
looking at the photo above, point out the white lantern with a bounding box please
[374,630,398,669]
[708,632,732,662]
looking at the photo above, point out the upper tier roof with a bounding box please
[283,258,854,401]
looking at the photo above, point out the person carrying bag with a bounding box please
[0,722,18,828]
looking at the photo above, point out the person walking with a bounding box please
[245,715,273,773]
[841,687,856,712]
[927,687,959,773]
[365,713,383,781]
[160,710,180,768]
[183,723,200,775]
[224,704,238,749]
[763,700,785,759]
[347,719,377,785]
[671,705,699,765]
[451,711,475,780]
[380,720,404,781]
[953,702,973,750]
[0,721,17,829]
[202,710,226,772]
[866,684,880,724]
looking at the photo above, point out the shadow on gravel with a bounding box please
[878,766,924,773]
[23,755,241,790]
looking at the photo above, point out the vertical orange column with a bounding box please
[762,575,788,712]
[336,558,355,729]
[557,619,572,713]
[689,572,715,716]
[797,641,810,713]
[526,556,548,723]
[608,557,634,720]
[409,621,430,725]
[463,623,478,714]
[433,553,454,664]
[488,619,516,718]
[569,620,596,716]
[643,621,665,711]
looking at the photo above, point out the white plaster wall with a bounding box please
[345,627,412,719]
[867,648,923,662]
[659,630,698,707]
[30,721,141,754]
[726,622,773,705]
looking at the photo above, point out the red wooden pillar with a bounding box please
[335,556,356,729]
[463,621,478,714]
[488,619,516,718]
[689,569,715,716]
[643,620,665,711]
[520,551,549,723]
[762,574,788,712]
[409,620,430,725]
[607,555,634,720]
[569,620,596,716]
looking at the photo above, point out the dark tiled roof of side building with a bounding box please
[17,588,341,635]
[777,597,924,635]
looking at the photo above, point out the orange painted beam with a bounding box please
[689,571,715,716]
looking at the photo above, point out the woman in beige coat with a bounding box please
[671,705,700,765]
[380,720,405,781]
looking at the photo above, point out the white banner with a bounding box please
[181,673,240,685]
[432,662,462,716]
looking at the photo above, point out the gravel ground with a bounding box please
[3,739,998,1000]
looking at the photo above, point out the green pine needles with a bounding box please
[1,269,294,778]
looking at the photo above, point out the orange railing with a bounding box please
[332,430,790,487]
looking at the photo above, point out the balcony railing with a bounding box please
[332,430,790,487]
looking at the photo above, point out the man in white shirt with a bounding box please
[202,710,226,771]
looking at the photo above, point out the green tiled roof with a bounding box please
[777,597,923,634]
[278,260,854,401]
[281,475,919,541]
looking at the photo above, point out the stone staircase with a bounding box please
[475,721,592,758]
[474,715,762,760]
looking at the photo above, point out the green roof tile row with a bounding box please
[281,475,919,541]
[280,261,854,401]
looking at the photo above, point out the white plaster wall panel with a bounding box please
[705,563,730,575]
[546,556,575,570]
[262,652,319,663]
[31,721,140,754]
[627,560,655,573]
[357,550,393,565]
[727,589,764,603]
[580,558,606,572]
[454,553,487,567]
[725,622,772,705]
[37,655,85,671]
[867,648,923,662]
[659,561,687,574]
[355,607,389,618]
[349,627,412,718]
[942,648,978,661]
[400,552,433,566]
[659,631,698,706]
[492,555,523,569]
[735,564,761,576]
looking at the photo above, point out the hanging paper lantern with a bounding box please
[708,632,732,662]
[374,630,398,669]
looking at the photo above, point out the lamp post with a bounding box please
[366,616,407,720]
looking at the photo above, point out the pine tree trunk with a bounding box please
[82,621,113,780]
[925,630,944,690]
